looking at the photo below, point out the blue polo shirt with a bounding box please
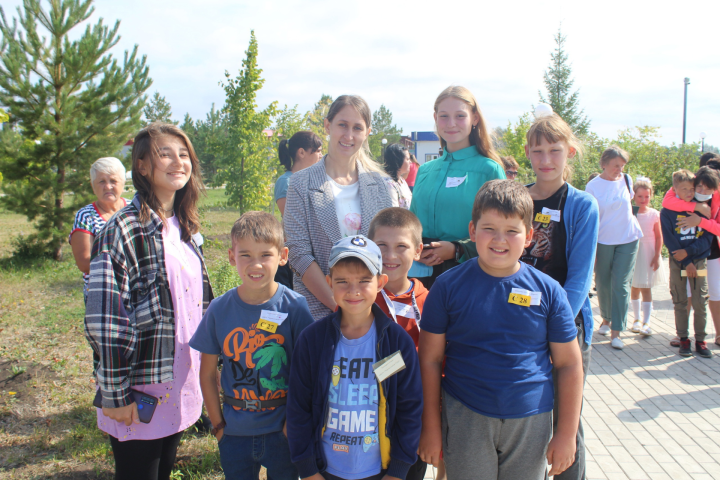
[420,261,577,419]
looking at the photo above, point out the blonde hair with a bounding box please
[326,95,386,176]
[434,86,502,166]
[526,114,584,181]
[600,145,630,166]
[633,178,653,196]
[672,169,695,187]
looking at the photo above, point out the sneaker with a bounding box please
[631,321,642,333]
[696,341,713,358]
[599,325,611,336]
[640,324,652,336]
[679,338,693,357]
[611,337,624,349]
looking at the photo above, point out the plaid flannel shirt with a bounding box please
[84,195,213,408]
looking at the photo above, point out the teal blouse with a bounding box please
[409,145,506,241]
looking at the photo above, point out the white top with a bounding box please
[637,208,660,244]
[385,176,413,209]
[585,175,643,245]
[327,175,362,237]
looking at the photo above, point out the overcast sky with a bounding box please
[3,0,719,148]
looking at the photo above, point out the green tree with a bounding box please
[213,31,277,214]
[539,28,590,135]
[0,0,151,259]
[143,91,176,126]
[498,113,533,181]
[185,104,224,184]
[0,108,7,184]
[306,94,332,152]
[274,104,307,140]
[369,104,402,160]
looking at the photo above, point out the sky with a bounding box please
[3,0,719,148]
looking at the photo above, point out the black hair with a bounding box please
[383,143,408,181]
[278,131,323,171]
[695,166,720,191]
[700,152,720,168]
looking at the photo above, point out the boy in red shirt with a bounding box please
[369,208,428,348]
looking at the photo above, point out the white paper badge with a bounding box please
[373,351,406,383]
[541,207,561,222]
[391,301,414,318]
[259,310,289,325]
[511,288,541,306]
[445,175,467,188]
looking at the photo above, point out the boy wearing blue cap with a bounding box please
[287,235,423,480]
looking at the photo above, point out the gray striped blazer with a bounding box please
[284,157,392,319]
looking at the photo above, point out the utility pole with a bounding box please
[682,77,690,144]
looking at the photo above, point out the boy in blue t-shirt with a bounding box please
[287,235,423,480]
[190,212,314,480]
[418,180,583,480]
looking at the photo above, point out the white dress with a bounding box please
[632,208,667,288]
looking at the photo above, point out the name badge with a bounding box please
[445,175,467,188]
[534,213,552,223]
[509,288,541,306]
[391,301,413,318]
[541,207,561,222]
[373,351,406,383]
[257,310,288,333]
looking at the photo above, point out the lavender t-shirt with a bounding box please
[97,216,204,441]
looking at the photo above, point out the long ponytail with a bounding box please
[278,131,322,172]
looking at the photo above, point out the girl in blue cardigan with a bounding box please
[523,113,599,480]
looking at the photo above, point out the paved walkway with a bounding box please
[424,262,720,479]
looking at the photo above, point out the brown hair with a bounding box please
[326,95,385,176]
[471,179,534,231]
[368,207,423,247]
[526,114,583,181]
[132,122,204,242]
[672,169,695,187]
[501,156,520,171]
[600,145,630,167]
[695,166,720,190]
[587,172,601,183]
[230,211,285,251]
[434,86,502,166]
[633,178,653,196]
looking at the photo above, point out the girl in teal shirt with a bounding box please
[410,86,506,286]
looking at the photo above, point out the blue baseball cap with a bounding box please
[328,235,382,275]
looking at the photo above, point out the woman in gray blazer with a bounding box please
[284,95,392,319]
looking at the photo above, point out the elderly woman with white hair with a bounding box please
[69,157,128,300]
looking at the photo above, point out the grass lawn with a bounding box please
[0,188,258,479]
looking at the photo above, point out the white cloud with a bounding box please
[2,0,718,147]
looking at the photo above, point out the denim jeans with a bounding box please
[218,431,297,480]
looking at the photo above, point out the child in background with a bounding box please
[662,166,720,348]
[419,180,583,480]
[287,235,423,480]
[660,170,713,358]
[630,178,666,336]
[369,208,427,347]
[189,212,314,480]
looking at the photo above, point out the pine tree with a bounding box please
[370,104,403,159]
[143,91,177,126]
[539,28,590,135]
[213,31,277,214]
[0,0,151,259]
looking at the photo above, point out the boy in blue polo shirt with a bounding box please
[418,180,583,480]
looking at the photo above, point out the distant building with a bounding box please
[411,131,442,165]
[120,139,133,158]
